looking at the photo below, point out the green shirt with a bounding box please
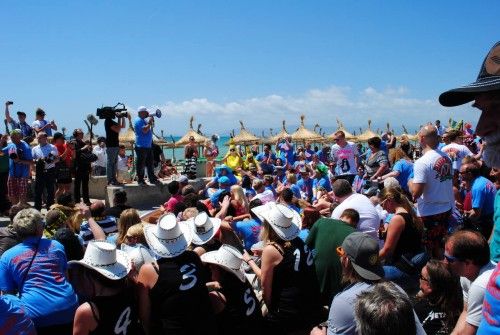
[490,189,500,263]
[306,218,355,304]
[0,152,8,173]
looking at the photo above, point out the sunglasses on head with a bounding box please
[336,246,346,257]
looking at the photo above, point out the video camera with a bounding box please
[96,102,128,119]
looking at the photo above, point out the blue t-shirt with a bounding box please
[392,159,414,193]
[133,117,152,148]
[490,190,500,263]
[478,262,500,334]
[244,187,257,199]
[290,184,302,199]
[297,177,313,201]
[298,228,310,242]
[234,219,262,251]
[471,176,496,216]
[277,142,295,166]
[2,141,33,178]
[313,175,332,193]
[0,237,78,327]
[0,294,36,335]
[305,149,315,162]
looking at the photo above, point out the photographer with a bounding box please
[104,111,126,185]
[133,106,159,185]
[31,131,59,211]
[1,129,33,205]
[4,101,33,141]
[32,108,57,137]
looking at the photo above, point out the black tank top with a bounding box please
[392,212,423,262]
[89,288,139,335]
[150,250,217,335]
[268,238,322,324]
[215,273,263,335]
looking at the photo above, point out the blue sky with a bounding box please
[1,1,497,137]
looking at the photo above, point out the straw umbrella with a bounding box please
[327,118,357,142]
[175,116,209,146]
[398,125,419,142]
[291,115,324,144]
[357,120,379,142]
[266,120,290,144]
[119,117,136,149]
[227,120,260,146]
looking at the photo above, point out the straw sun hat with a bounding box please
[251,202,301,241]
[185,211,222,246]
[201,244,246,282]
[143,213,192,258]
[68,240,131,280]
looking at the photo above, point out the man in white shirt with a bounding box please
[444,230,495,335]
[331,130,358,184]
[410,125,454,258]
[441,129,473,174]
[92,137,107,176]
[32,108,57,137]
[330,179,380,239]
[31,132,59,210]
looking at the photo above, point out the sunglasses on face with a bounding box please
[443,253,459,263]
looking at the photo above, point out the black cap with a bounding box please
[17,111,26,117]
[439,41,500,107]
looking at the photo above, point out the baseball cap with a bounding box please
[177,175,189,184]
[137,106,149,113]
[17,111,26,117]
[218,176,230,185]
[341,232,383,281]
[439,41,500,107]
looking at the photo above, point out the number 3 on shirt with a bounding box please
[293,246,314,271]
[179,263,198,291]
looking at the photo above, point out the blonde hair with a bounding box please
[117,209,141,246]
[231,185,249,213]
[125,223,146,245]
[183,207,199,220]
[389,147,409,165]
[380,187,422,233]
[259,220,291,248]
[286,171,297,184]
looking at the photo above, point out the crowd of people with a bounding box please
[1,41,500,335]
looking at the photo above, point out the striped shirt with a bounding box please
[79,216,117,245]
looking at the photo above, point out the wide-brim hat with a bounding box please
[342,232,384,281]
[120,243,156,271]
[187,211,222,245]
[143,213,192,258]
[201,244,246,282]
[439,41,500,107]
[68,240,131,280]
[251,202,300,241]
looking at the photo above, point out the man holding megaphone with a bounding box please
[134,106,160,185]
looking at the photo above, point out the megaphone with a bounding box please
[148,109,162,118]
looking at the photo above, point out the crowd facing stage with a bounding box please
[1,41,500,335]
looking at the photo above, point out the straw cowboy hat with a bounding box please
[201,244,246,282]
[439,41,500,107]
[186,211,222,246]
[143,213,192,258]
[251,202,301,241]
[68,240,131,280]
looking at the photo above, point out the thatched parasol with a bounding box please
[226,120,260,146]
[398,125,419,142]
[291,115,324,143]
[327,118,357,142]
[266,120,291,144]
[175,116,209,146]
[119,118,136,149]
[357,120,379,142]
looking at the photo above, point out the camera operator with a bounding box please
[0,129,33,205]
[104,111,126,185]
[134,106,159,185]
[32,108,57,137]
[4,101,33,141]
[31,131,59,210]
[72,128,91,205]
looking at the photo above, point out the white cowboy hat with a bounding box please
[201,244,246,282]
[68,240,131,280]
[120,243,157,271]
[187,211,222,246]
[143,213,192,258]
[251,202,301,241]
